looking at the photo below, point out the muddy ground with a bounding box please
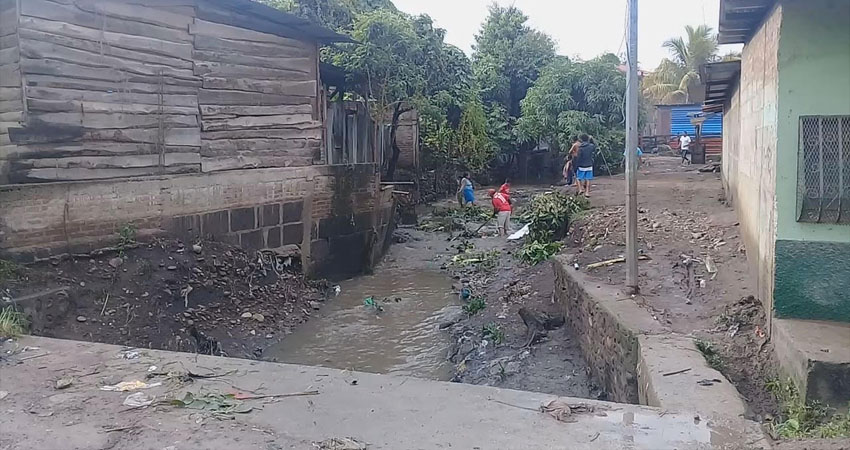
[563,156,781,419]
[1,239,328,359]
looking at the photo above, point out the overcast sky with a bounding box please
[392,0,741,69]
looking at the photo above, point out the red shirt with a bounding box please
[492,192,511,212]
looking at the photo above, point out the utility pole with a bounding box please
[625,0,639,294]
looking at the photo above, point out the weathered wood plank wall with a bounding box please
[2,0,325,183]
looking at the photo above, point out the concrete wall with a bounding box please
[772,0,850,321]
[721,4,781,317]
[0,164,394,277]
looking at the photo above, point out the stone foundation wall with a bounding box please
[0,164,394,277]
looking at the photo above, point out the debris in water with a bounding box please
[119,350,140,360]
[76,315,87,323]
[333,285,341,296]
[316,437,367,450]
[363,297,383,313]
[0,391,8,400]
[192,244,203,254]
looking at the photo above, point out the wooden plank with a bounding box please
[14,152,201,169]
[87,127,202,146]
[26,86,198,108]
[24,72,199,94]
[10,165,200,182]
[192,50,312,72]
[201,155,313,173]
[194,3,315,45]
[0,99,23,113]
[19,17,194,60]
[194,61,312,80]
[198,104,311,117]
[18,28,193,69]
[0,46,19,64]
[27,98,199,115]
[201,114,314,132]
[0,64,20,87]
[32,112,198,129]
[20,0,193,43]
[201,78,316,96]
[193,34,310,58]
[0,87,21,102]
[189,19,308,46]
[72,0,193,30]
[0,111,22,122]
[0,121,19,132]
[20,39,197,80]
[201,137,319,155]
[0,2,16,36]
[201,125,322,141]
[0,141,199,157]
[0,33,18,49]
[198,89,312,106]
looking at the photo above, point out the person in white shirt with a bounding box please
[679,133,692,164]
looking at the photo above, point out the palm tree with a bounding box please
[643,25,719,104]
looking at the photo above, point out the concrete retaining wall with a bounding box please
[553,255,759,427]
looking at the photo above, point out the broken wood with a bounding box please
[232,390,319,400]
[662,367,692,377]
[586,255,650,270]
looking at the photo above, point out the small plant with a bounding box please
[765,378,850,439]
[518,240,562,265]
[462,297,486,316]
[0,259,19,281]
[694,339,724,371]
[0,306,28,338]
[520,191,589,242]
[117,223,137,255]
[482,322,505,345]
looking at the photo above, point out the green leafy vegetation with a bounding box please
[694,339,724,371]
[0,259,20,281]
[117,223,137,256]
[482,322,505,345]
[462,297,486,316]
[0,306,28,338]
[518,240,562,265]
[766,378,850,439]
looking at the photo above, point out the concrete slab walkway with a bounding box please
[0,336,765,449]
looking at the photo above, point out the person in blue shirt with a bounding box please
[623,146,644,167]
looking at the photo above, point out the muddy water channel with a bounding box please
[267,258,457,380]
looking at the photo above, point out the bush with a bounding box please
[463,297,486,316]
[518,240,562,265]
[521,191,587,242]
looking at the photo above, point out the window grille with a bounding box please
[797,115,850,224]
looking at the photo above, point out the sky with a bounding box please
[391,0,742,70]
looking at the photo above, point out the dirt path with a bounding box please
[564,155,780,418]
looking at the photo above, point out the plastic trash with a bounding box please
[507,224,530,240]
[123,392,154,408]
[100,380,162,392]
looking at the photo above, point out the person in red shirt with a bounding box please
[499,178,512,204]
[488,188,512,237]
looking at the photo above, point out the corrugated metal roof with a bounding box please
[718,0,776,44]
[670,106,723,137]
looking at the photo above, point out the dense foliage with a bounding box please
[258,0,663,181]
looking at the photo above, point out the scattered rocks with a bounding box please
[192,244,203,254]
[166,265,177,271]
[438,306,465,329]
[253,313,265,322]
[76,315,87,323]
[309,301,322,310]
[240,312,253,319]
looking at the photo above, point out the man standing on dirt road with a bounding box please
[574,134,596,197]
[489,188,511,237]
[679,132,692,164]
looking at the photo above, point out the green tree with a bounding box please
[456,94,494,171]
[517,54,627,173]
[472,4,555,156]
[643,25,719,104]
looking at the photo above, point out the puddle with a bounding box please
[266,267,457,380]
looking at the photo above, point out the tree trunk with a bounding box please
[384,103,403,181]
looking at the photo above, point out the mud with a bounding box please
[565,156,781,418]
[1,239,327,359]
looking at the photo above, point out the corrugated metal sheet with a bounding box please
[702,136,723,155]
[670,105,723,137]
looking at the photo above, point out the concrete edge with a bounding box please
[553,254,768,444]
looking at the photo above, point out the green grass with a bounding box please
[766,378,850,439]
[694,339,724,371]
[0,306,28,338]
[482,322,505,345]
[462,297,486,316]
[117,223,137,255]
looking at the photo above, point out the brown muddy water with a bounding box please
[266,266,457,380]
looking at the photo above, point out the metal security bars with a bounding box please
[797,116,850,224]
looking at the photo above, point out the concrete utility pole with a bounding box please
[625,0,639,293]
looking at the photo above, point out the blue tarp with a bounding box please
[670,105,722,137]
